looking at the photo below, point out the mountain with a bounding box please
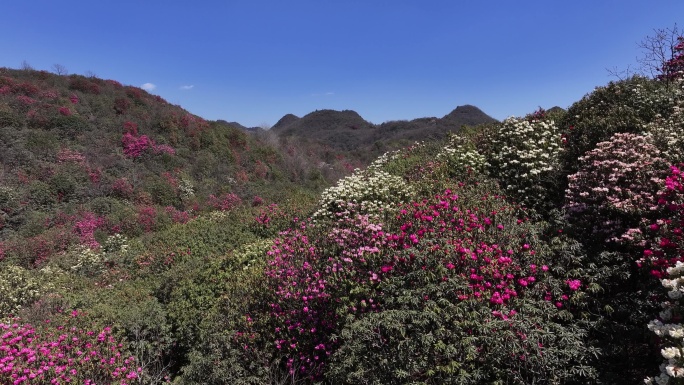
[441,104,497,126]
[271,109,375,151]
[269,105,497,158]
[271,113,300,130]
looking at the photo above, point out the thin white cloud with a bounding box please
[141,83,156,91]
[311,91,335,97]
[180,85,194,90]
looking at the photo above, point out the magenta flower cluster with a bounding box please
[635,165,684,278]
[0,315,142,385]
[121,122,175,159]
[74,212,106,250]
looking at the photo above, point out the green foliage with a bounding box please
[644,79,684,163]
[174,243,277,385]
[28,180,56,209]
[560,76,676,174]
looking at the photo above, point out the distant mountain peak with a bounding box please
[272,113,300,131]
[442,105,497,126]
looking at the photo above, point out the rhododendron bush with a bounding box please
[484,113,564,211]
[637,165,684,277]
[564,132,669,243]
[560,76,677,175]
[312,166,413,222]
[261,182,596,383]
[0,312,146,385]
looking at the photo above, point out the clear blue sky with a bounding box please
[1,1,682,127]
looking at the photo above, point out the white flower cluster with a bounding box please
[69,245,107,276]
[366,149,404,171]
[233,239,273,270]
[312,168,413,221]
[437,134,488,176]
[102,233,129,254]
[70,234,129,276]
[646,261,684,384]
[486,117,563,208]
[645,80,684,163]
[0,265,42,321]
[179,177,195,201]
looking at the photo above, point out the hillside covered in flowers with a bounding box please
[2,34,684,385]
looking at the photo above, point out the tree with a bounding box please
[52,63,68,75]
[659,35,684,81]
[636,24,683,80]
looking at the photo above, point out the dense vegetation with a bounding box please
[2,33,684,384]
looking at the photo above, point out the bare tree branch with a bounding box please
[636,23,681,78]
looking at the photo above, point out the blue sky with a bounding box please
[1,1,682,127]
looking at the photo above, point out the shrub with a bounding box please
[177,250,276,385]
[634,164,684,277]
[312,167,413,222]
[484,113,564,211]
[327,186,594,384]
[49,114,90,139]
[436,133,488,177]
[122,132,154,158]
[263,183,595,383]
[564,132,669,243]
[658,36,684,82]
[208,192,242,212]
[0,265,43,320]
[645,79,684,163]
[0,312,144,384]
[560,76,675,175]
[68,76,101,94]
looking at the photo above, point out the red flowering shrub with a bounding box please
[0,312,144,384]
[263,184,593,382]
[56,148,86,165]
[111,178,134,199]
[40,90,59,99]
[74,212,106,249]
[153,143,175,156]
[58,106,72,116]
[164,206,192,224]
[114,98,130,114]
[15,95,37,106]
[14,82,39,96]
[121,132,153,158]
[635,165,684,278]
[69,77,100,94]
[208,193,242,211]
[137,206,158,233]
